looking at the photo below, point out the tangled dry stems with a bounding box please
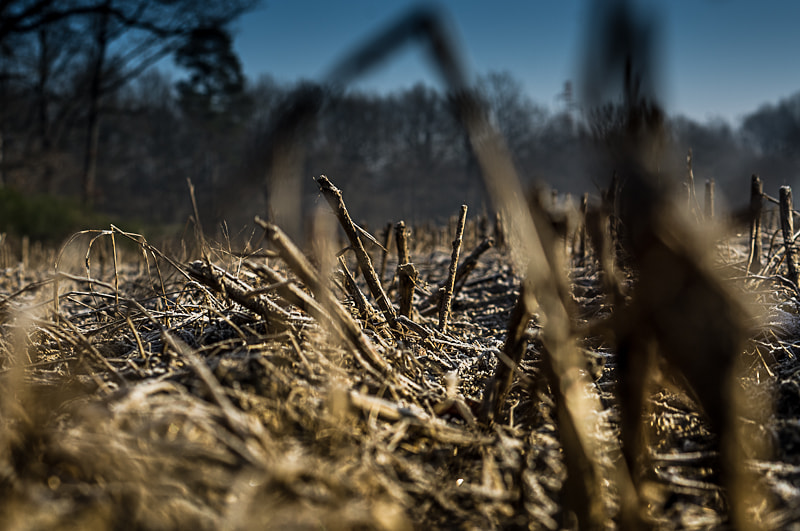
[0,218,797,529]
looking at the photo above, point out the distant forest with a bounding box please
[3,1,800,238]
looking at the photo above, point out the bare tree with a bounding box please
[1,0,257,206]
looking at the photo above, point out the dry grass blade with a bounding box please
[453,90,612,526]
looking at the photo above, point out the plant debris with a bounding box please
[0,211,798,530]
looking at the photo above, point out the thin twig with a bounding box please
[439,205,467,332]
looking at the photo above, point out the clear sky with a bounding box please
[231,0,800,125]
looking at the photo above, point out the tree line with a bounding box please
[2,1,800,238]
[0,0,255,224]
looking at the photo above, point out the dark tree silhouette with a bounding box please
[0,0,257,206]
[175,26,246,121]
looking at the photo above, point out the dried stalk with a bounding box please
[780,186,799,288]
[492,212,505,249]
[21,236,29,271]
[337,255,378,322]
[452,89,615,528]
[421,236,493,312]
[378,222,393,287]
[187,178,209,260]
[394,221,417,318]
[186,260,291,329]
[396,263,418,319]
[395,221,410,266]
[574,193,588,266]
[59,315,125,387]
[478,289,530,424]
[747,174,763,274]
[705,179,715,220]
[245,261,329,322]
[438,205,467,332]
[453,237,493,290]
[162,331,267,466]
[585,205,625,307]
[254,217,389,378]
[686,148,700,215]
[395,314,431,340]
[316,175,398,330]
[453,89,609,527]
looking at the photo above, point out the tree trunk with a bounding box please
[81,0,111,208]
[0,57,7,188]
[780,186,799,288]
[747,174,763,273]
[0,129,5,188]
[37,27,54,193]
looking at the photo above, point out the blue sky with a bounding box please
[231,0,800,124]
